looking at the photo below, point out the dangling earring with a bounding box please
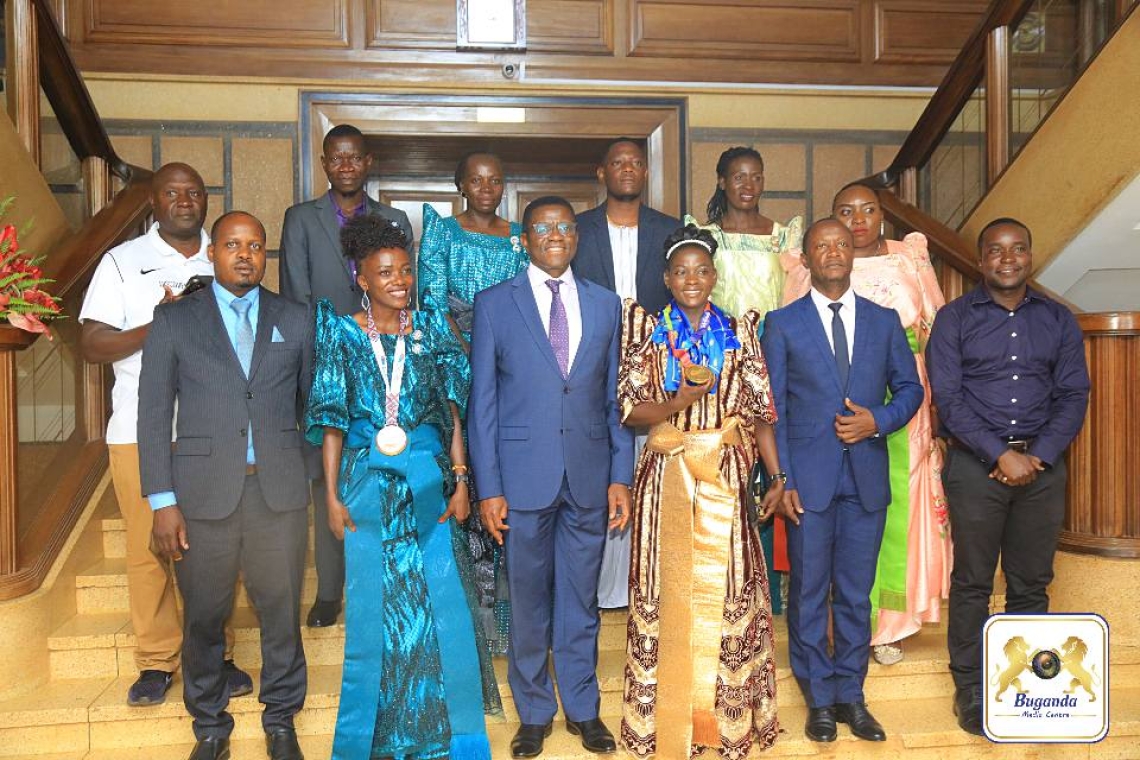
[361,292,370,312]
[880,221,886,239]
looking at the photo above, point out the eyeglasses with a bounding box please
[326,154,366,167]
[530,221,577,236]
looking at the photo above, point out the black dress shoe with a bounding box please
[510,722,553,758]
[836,701,887,741]
[954,684,986,736]
[186,736,230,760]
[266,727,304,760]
[805,706,837,742]
[306,599,341,628]
[566,717,616,753]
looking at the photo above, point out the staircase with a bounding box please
[0,482,1137,760]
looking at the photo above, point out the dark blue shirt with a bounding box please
[926,285,1089,466]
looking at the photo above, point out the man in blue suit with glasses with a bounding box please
[762,217,922,745]
[469,196,634,759]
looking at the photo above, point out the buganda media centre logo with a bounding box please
[983,613,1109,743]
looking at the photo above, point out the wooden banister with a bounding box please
[883,0,1036,184]
[33,0,129,178]
[0,0,154,600]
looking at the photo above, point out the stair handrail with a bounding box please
[862,0,1140,559]
[33,0,133,181]
[0,0,153,598]
[877,0,1037,188]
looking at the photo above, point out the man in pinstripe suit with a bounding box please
[139,211,313,760]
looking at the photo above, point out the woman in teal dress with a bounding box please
[418,152,528,343]
[417,152,527,655]
[306,216,499,760]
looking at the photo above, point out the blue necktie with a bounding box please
[231,297,254,377]
[546,279,569,377]
[829,302,849,390]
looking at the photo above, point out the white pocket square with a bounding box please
[271,326,285,343]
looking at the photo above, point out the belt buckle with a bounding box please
[1007,440,1029,453]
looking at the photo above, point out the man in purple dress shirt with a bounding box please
[926,217,1090,737]
[279,123,414,628]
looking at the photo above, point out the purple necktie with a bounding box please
[546,279,569,376]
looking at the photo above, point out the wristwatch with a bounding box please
[454,471,471,485]
[770,472,789,485]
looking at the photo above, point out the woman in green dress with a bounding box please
[685,146,804,321]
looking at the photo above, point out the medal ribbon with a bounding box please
[366,309,408,428]
[650,300,740,393]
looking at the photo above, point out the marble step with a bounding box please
[48,608,628,680]
[2,682,1136,759]
[73,558,323,615]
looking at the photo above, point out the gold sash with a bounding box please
[648,417,742,756]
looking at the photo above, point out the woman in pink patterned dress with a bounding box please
[782,181,951,665]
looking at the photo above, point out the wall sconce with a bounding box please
[457,0,526,51]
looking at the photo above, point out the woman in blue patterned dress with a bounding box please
[417,152,527,655]
[418,152,527,344]
[307,217,498,760]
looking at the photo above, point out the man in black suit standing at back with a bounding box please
[278,123,413,628]
[571,137,680,609]
[140,211,313,760]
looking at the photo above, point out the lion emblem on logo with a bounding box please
[990,636,1032,702]
[1060,636,1101,701]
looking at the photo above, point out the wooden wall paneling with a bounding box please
[368,0,456,49]
[1061,324,1140,557]
[528,0,614,54]
[873,0,991,64]
[629,0,860,62]
[84,0,351,48]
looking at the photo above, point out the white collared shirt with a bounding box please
[79,223,212,444]
[607,221,639,302]
[809,286,856,365]
[527,263,582,372]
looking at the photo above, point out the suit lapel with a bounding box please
[592,207,617,290]
[634,205,657,298]
[247,291,279,382]
[511,272,565,378]
[793,294,844,395]
[314,196,356,283]
[198,290,245,377]
[570,279,597,379]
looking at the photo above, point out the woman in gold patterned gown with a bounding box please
[619,224,784,759]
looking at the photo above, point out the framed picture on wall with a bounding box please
[457,0,526,50]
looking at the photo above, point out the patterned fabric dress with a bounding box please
[417,204,527,341]
[683,215,804,320]
[619,301,779,759]
[305,300,500,760]
[417,204,527,655]
[781,233,951,643]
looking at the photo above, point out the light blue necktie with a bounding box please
[231,297,254,377]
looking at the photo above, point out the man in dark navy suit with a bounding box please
[762,218,922,744]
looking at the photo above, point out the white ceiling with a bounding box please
[1037,172,1140,311]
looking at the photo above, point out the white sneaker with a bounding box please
[872,642,904,665]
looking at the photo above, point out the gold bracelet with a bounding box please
[451,464,469,472]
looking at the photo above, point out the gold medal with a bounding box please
[683,364,714,386]
[374,424,408,456]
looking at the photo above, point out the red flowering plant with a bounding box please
[1,196,64,339]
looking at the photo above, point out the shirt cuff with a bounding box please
[148,491,177,511]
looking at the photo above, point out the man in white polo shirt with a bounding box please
[79,163,251,707]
